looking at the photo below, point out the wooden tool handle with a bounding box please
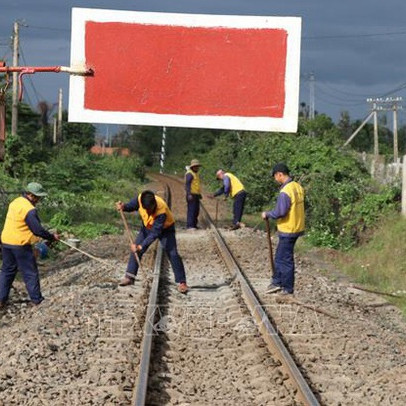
[119,209,142,269]
[265,218,275,277]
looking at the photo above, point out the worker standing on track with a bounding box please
[208,169,247,230]
[116,190,188,293]
[262,163,305,296]
[0,182,59,308]
[185,159,202,231]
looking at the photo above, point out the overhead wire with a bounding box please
[25,25,69,33]
[303,30,406,40]
[19,42,44,107]
[314,90,366,108]
[315,83,366,104]
[7,22,406,122]
[315,81,375,98]
[0,38,12,62]
[378,82,406,98]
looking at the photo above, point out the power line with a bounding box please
[303,30,406,40]
[378,82,406,98]
[315,83,366,104]
[19,42,43,106]
[24,23,406,40]
[315,90,366,108]
[25,25,69,33]
[315,81,374,98]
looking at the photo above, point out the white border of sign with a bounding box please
[69,8,301,133]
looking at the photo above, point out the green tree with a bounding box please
[61,110,96,149]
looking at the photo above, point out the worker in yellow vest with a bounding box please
[262,163,305,296]
[0,182,59,308]
[185,159,202,230]
[115,190,188,293]
[208,169,247,230]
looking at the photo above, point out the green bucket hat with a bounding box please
[26,182,48,197]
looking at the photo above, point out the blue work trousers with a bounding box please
[272,235,299,293]
[186,194,200,228]
[233,191,247,225]
[0,245,44,304]
[126,226,186,283]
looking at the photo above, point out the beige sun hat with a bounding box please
[189,159,201,168]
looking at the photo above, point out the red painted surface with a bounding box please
[84,22,287,117]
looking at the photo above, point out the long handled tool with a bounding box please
[252,220,263,231]
[57,239,119,285]
[264,218,275,277]
[119,209,142,274]
[59,239,109,265]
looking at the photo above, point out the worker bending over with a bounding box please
[116,190,188,293]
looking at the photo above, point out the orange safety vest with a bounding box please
[185,169,201,194]
[1,196,40,245]
[225,172,245,198]
[138,195,175,229]
[276,181,305,234]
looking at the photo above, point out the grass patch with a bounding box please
[334,213,406,314]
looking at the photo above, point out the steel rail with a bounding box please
[199,203,320,406]
[142,174,319,405]
[131,186,171,406]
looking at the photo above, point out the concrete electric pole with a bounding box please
[367,97,403,163]
[58,88,63,143]
[344,97,403,163]
[309,72,315,120]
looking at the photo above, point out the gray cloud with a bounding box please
[1,0,405,124]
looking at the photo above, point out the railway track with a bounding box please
[1,174,405,405]
[135,174,319,405]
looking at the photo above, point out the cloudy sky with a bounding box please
[1,0,406,133]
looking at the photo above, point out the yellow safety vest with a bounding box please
[276,181,305,234]
[1,196,40,246]
[186,169,201,194]
[138,195,175,230]
[225,172,245,198]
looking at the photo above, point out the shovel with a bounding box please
[264,218,275,277]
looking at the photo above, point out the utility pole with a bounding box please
[402,154,406,217]
[309,72,315,120]
[391,97,402,168]
[106,125,111,147]
[57,88,63,143]
[11,21,19,136]
[343,111,374,147]
[53,117,57,144]
[159,126,166,174]
[373,101,379,157]
[367,96,403,163]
